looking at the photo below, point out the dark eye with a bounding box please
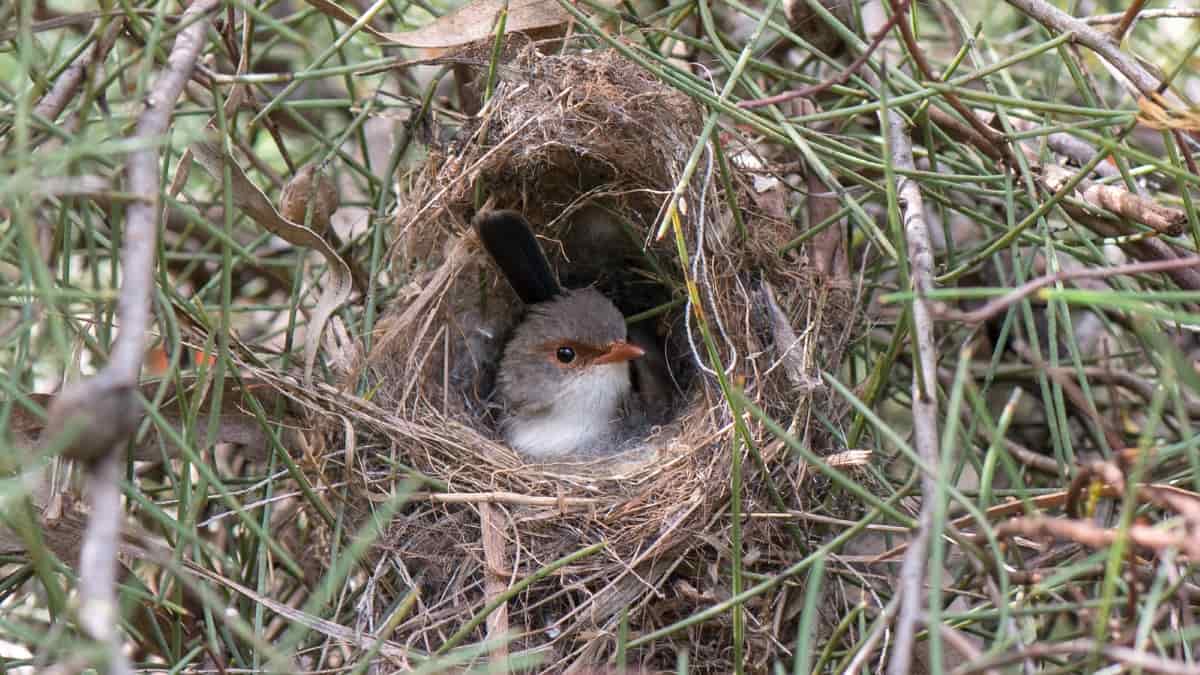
[555,346,576,363]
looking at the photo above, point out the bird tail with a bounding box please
[474,209,562,305]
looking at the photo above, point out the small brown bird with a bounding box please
[475,210,646,458]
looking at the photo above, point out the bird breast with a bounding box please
[503,361,632,458]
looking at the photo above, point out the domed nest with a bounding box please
[306,42,862,671]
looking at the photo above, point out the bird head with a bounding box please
[497,288,645,415]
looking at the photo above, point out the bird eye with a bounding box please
[555,346,576,363]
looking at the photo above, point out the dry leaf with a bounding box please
[304,0,597,49]
[279,163,340,235]
[1137,93,1200,132]
[189,138,353,387]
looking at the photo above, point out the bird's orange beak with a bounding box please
[593,340,646,365]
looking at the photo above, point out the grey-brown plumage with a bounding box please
[475,208,646,458]
[496,288,644,457]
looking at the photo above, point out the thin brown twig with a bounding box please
[844,593,900,674]
[931,620,1002,675]
[933,109,1186,234]
[737,0,913,110]
[1006,117,1121,180]
[0,17,124,152]
[992,515,1200,560]
[932,369,1063,475]
[1065,459,1127,518]
[1063,365,1200,421]
[926,106,1005,163]
[410,491,602,507]
[1083,8,1200,25]
[885,0,1015,167]
[955,638,1200,675]
[1009,338,1125,453]
[1062,215,1200,295]
[869,488,1109,564]
[33,19,124,130]
[0,9,161,41]
[1004,0,1165,97]
[1003,439,1062,475]
[933,256,1200,325]
[1004,0,1200,183]
[1110,0,1149,43]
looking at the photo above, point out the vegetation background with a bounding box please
[2,0,1200,672]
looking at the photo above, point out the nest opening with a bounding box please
[479,196,700,452]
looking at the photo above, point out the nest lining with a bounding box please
[304,42,861,670]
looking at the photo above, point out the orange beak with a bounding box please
[593,340,646,365]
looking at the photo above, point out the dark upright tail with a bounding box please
[474,209,561,305]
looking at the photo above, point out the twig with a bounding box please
[1037,163,1187,236]
[1109,0,1148,44]
[954,638,1200,675]
[29,18,125,140]
[881,104,940,675]
[1074,212,1200,291]
[805,168,849,279]
[1004,0,1165,97]
[43,1,219,671]
[1083,8,1200,25]
[844,593,900,674]
[74,452,127,672]
[1008,0,1200,186]
[736,0,913,110]
[933,367,1064,475]
[1009,338,1125,452]
[991,516,1200,560]
[925,106,1005,163]
[885,0,1015,167]
[1002,439,1062,475]
[933,621,1002,675]
[934,256,1200,324]
[869,489,1108,563]
[480,502,510,669]
[0,9,163,41]
[1065,459,1127,518]
[932,109,1186,234]
[1056,367,1200,419]
[1006,118,1121,180]
[411,491,602,507]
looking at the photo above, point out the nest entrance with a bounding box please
[473,198,697,462]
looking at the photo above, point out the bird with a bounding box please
[474,209,648,459]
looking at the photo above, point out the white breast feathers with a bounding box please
[504,362,632,458]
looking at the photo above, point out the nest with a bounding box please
[304,43,862,671]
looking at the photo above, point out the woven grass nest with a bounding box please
[307,43,862,671]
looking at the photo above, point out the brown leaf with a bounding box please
[304,0,594,49]
[279,163,339,236]
[1137,93,1200,132]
